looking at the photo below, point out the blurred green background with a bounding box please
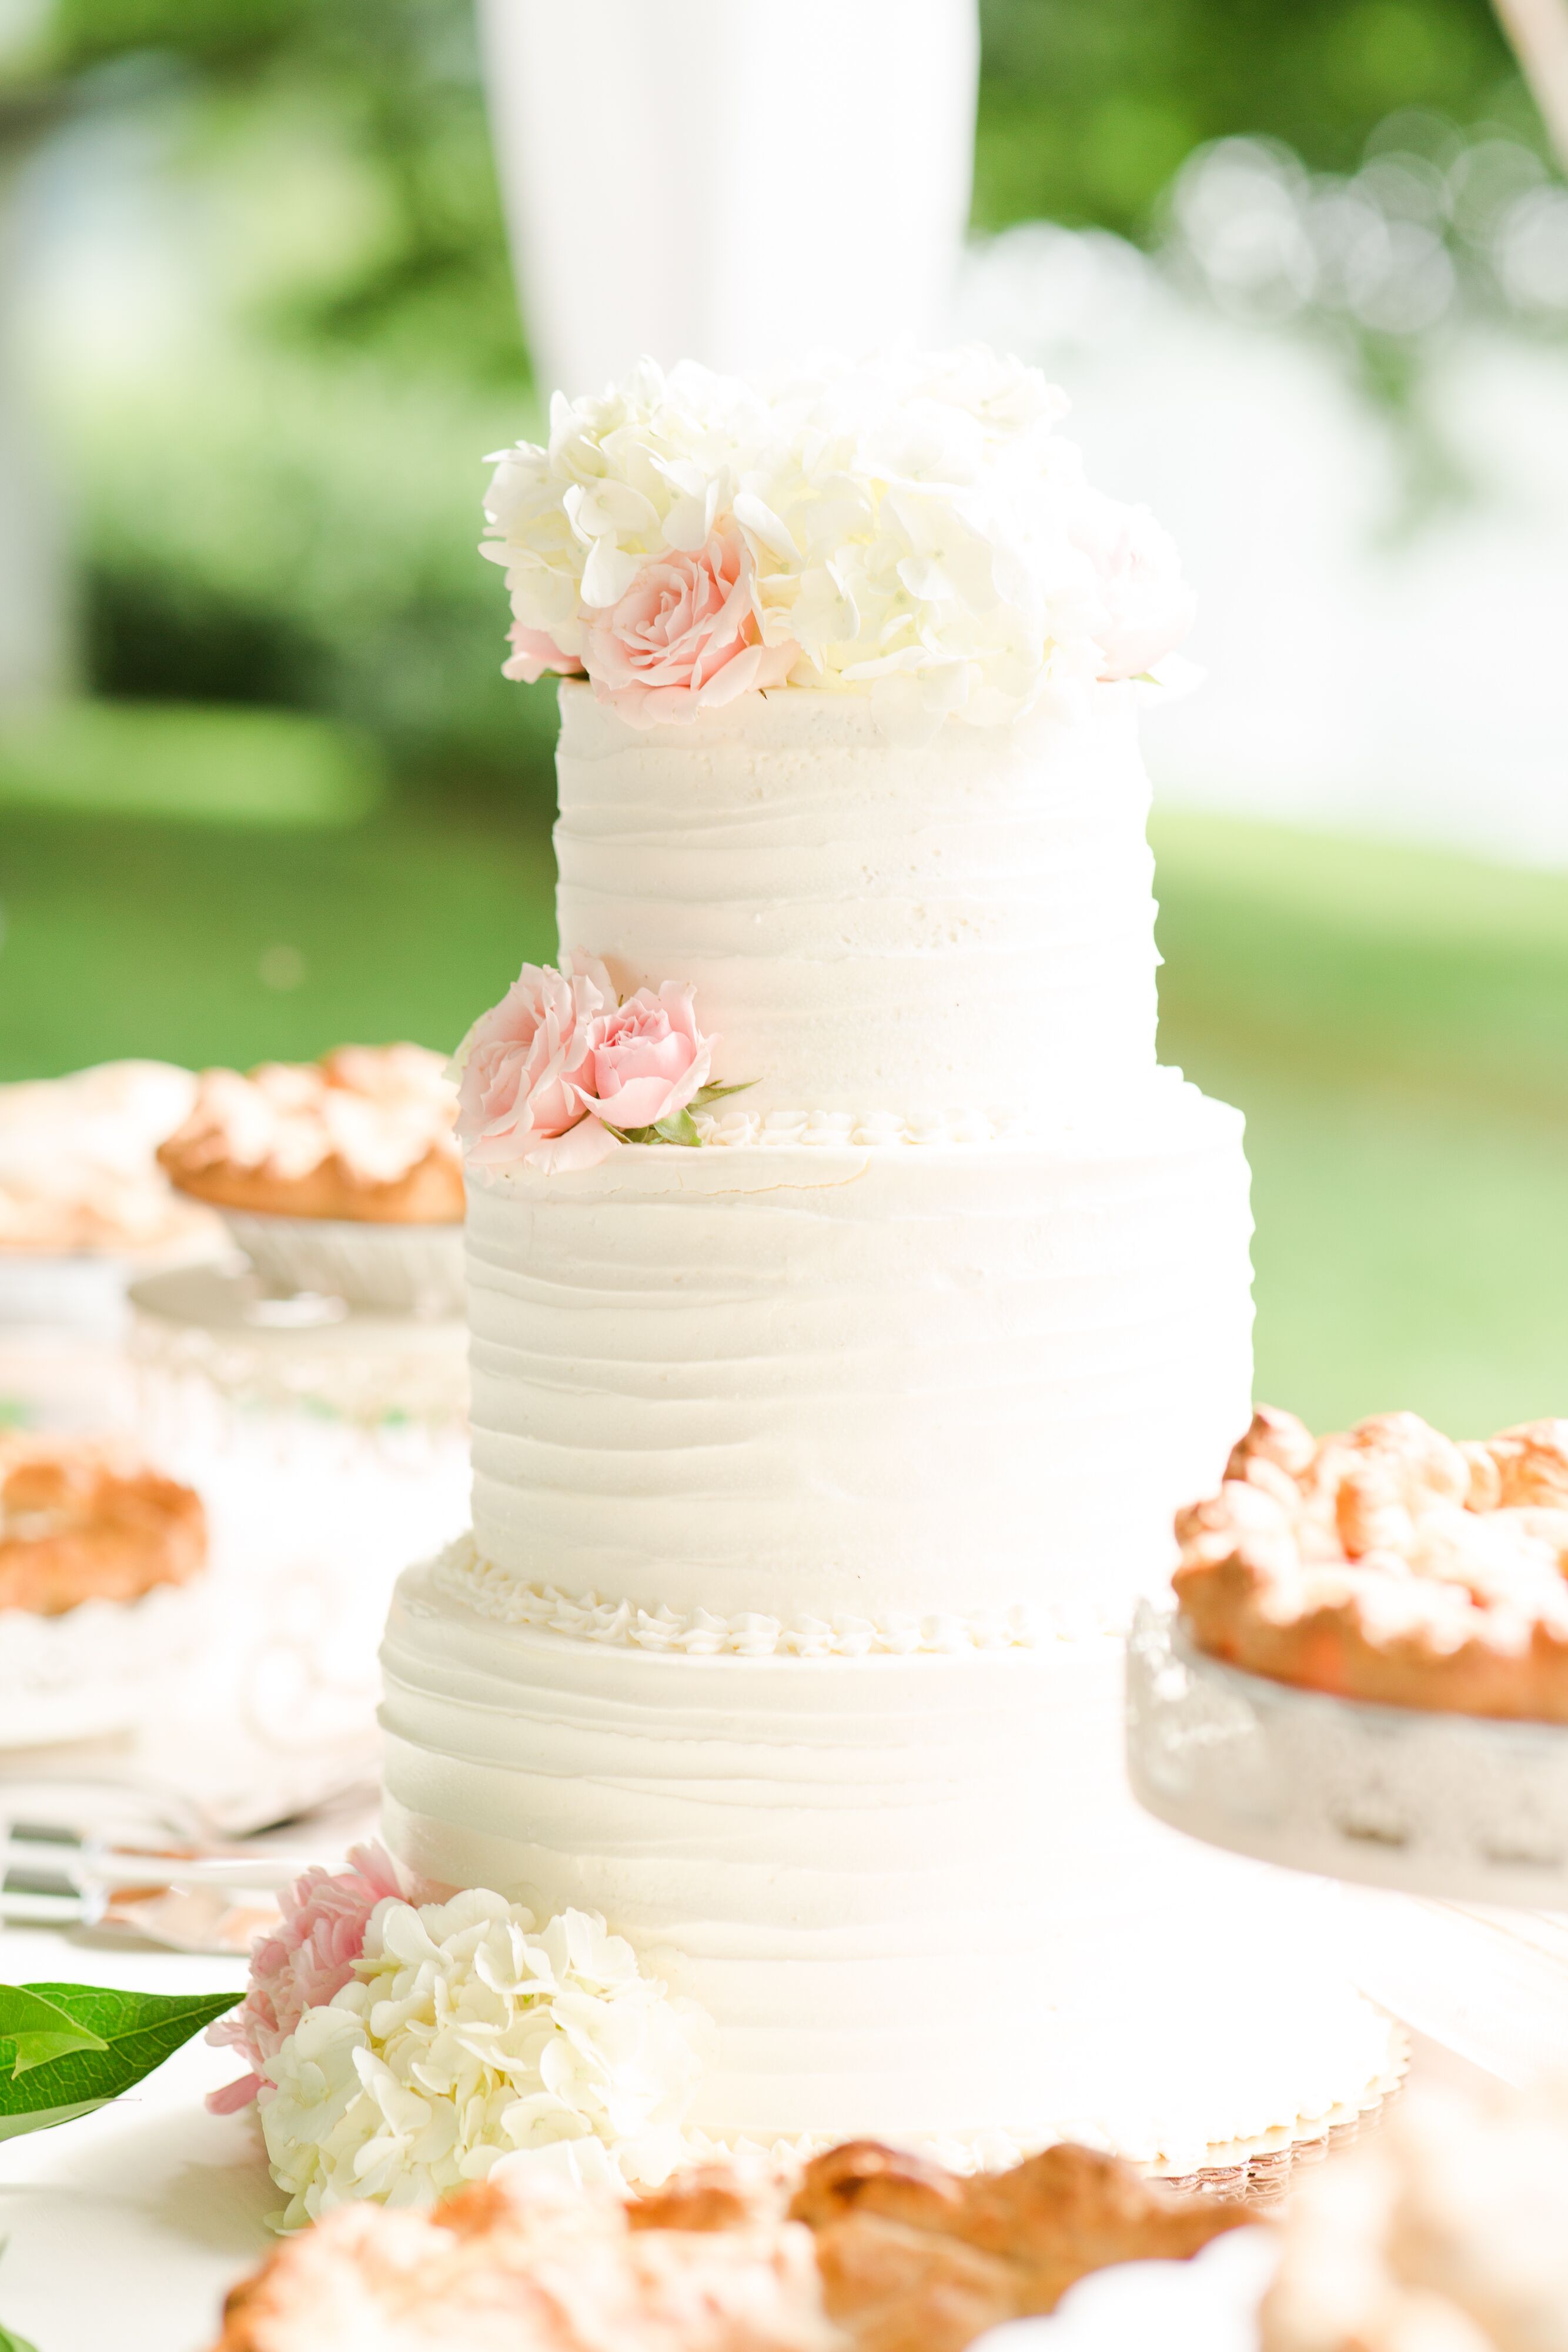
[1,0,1564,1438]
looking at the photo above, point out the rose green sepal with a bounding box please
[602,1080,756,1150]
[0,1983,238,2139]
[688,1081,755,1110]
[0,2321,39,2352]
[601,1115,698,1147]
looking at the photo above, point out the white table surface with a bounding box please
[0,1901,1498,2352]
[0,1921,271,2352]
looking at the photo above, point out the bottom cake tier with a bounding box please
[380,1556,1398,2168]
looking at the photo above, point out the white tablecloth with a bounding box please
[0,1903,1491,2352]
[0,1923,270,2352]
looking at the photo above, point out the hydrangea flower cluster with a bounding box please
[208,1848,711,2230]
[481,348,1194,733]
[261,1891,709,2228]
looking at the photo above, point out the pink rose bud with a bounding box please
[575,983,715,1131]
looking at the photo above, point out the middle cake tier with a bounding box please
[464,1070,1252,1635]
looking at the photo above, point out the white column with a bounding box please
[0,138,73,700]
[477,0,979,396]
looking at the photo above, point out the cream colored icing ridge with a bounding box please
[553,683,1161,1121]
[431,1531,1121,1655]
[464,1078,1254,1633]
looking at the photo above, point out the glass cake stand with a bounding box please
[1126,1601,1568,2090]
[0,1258,470,1770]
[124,1257,472,1744]
[1126,1601,1568,1907]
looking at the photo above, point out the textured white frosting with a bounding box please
[466,1071,1253,1631]
[382,1563,1399,2161]
[553,681,1159,1118]
[379,673,1378,2164]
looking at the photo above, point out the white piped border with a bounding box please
[695,1107,1027,1149]
[430,1532,1121,1656]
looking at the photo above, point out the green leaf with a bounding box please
[604,1091,753,1148]
[688,1080,755,1109]
[653,1108,701,1147]
[0,1989,108,2076]
[0,2320,39,2351]
[0,1983,238,2140]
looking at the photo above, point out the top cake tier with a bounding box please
[553,680,1159,1120]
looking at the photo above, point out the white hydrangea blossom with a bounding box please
[259,1890,711,2230]
[481,348,1193,733]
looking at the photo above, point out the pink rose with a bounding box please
[205,1842,422,2114]
[455,950,614,1168]
[502,621,585,684]
[581,524,795,727]
[1071,495,1196,682]
[576,983,714,1131]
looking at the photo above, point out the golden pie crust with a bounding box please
[212,2139,1248,2352]
[0,1435,207,1615]
[1175,1406,1568,1720]
[0,1058,214,1257]
[784,2139,1247,2352]
[158,1044,463,1226]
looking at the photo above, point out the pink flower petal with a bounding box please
[525,1118,621,1172]
[206,2070,264,2116]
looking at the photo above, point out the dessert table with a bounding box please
[0,1903,1281,2352]
[0,1869,1495,2352]
[0,1922,270,2352]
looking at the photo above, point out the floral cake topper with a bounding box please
[481,346,1194,733]
[453,952,747,1172]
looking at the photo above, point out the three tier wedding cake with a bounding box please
[379,350,1396,2165]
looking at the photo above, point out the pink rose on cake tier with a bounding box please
[206,1842,421,2114]
[502,620,585,684]
[574,983,717,1139]
[1068,492,1196,683]
[454,950,617,1174]
[454,956,743,1171]
[581,524,795,727]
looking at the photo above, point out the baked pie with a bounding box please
[0,1433,207,1615]
[158,1045,462,1225]
[213,2138,1248,2352]
[0,1060,213,1256]
[1174,1406,1568,1720]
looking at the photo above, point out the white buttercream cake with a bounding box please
[379,350,1398,2167]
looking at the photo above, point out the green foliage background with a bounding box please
[975,0,1524,232]
[5,0,1542,796]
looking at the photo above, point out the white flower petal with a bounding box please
[256,1896,710,2229]
[483,349,1192,732]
